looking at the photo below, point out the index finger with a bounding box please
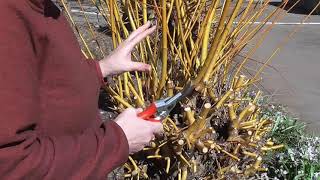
[126,21,152,42]
[150,121,163,134]
[127,25,157,50]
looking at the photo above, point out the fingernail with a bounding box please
[150,18,157,26]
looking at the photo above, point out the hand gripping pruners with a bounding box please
[138,82,194,122]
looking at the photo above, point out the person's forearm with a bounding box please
[0,121,129,179]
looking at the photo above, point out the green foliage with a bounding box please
[261,104,320,180]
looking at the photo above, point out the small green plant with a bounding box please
[262,104,320,180]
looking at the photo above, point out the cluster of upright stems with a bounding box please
[121,75,283,179]
[61,0,292,179]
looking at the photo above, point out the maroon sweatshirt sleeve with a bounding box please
[86,59,106,86]
[0,1,128,179]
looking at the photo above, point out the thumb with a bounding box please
[135,108,143,114]
[129,62,151,72]
[150,122,163,134]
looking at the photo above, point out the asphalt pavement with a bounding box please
[242,4,320,134]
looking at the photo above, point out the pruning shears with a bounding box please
[138,82,194,122]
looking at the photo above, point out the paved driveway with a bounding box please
[243,4,320,134]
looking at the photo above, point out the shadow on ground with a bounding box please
[269,1,320,15]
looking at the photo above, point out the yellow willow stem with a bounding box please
[221,149,240,161]
[96,0,110,25]
[125,0,137,31]
[210,2,282,87]
[142,44,149,67]
[190,25,205,63]
[234,0,291,78]
[261,144,285,151]
[111,31,131,100]
[202,0,245,83]
[134,0,140,26]
[109,0,118,49]
[238,0,255,29]
[239,1,287,39]
[200,0,219,63]
[141,0,153,58]
[103,85,119,97]
[167,80,174,97]
[181,167,187,180]
[234,2,298,95]
[215,89,233,109]
[233,0,274,42]
[123,163,132,172]
[186,36,196,75]
[235,0,278,34]
[252,0,320,81]
[178,0,187,26]
[178,154,191,167]
[208,12,273,80]
[128,82,144,107]
[174,0,191,67]
[152,0,162,21]
[222,57,232,84]
[165,157,171,173]
[183,0,206,42]
[118,76,124,99]
[114,2,130,38]
[135,71,144,102]
[139,43,146,63]
[77,0,105,57]
[238,0,255,24]
[189,1,211,61]
[124,73,130,99]
[228,103,237,122]
[209,0,232,57]
[156,0,168,98]
[229,0,257,39]
[167,0,175,23]
[81,49,89,59]
[151,68,158,98]
[178,169,182,180]
[128,156,139,172]
[109,3,129,100]
[142,0,147,23]
[184,0,202,32]
[151,24,160,65]
[253,91,262,104]
[115,30,123,46]
[167,31,191,76]
[235,75,247,90]
[60,0,94,59]
[194,0,232,84]
[184,107,195,125]
[112,32,130,100]
[114,96,132,108]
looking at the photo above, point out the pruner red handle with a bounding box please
[138,103,161,123]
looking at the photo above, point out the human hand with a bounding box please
[115,108,163,154]
[99,21,156,77]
